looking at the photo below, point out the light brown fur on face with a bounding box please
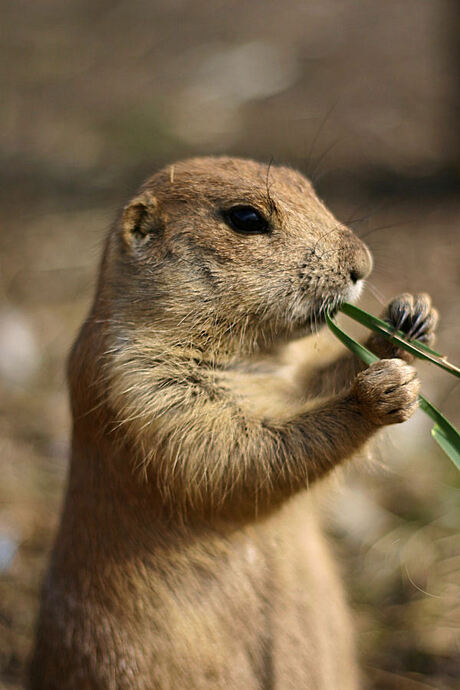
[29,157,438,689]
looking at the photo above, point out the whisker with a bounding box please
[310,138,341,185]
[365,282,386,306]
[359,219,416,240]
[303,103,338,178]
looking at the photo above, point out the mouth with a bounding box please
[288,294,343,334]
[312,279,365,323]
[286,279,363,334]
[310,294,343,325]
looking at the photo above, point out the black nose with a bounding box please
[349,245,373,282]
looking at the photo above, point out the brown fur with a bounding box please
[30,157,437,689]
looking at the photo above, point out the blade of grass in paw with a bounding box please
[325,310,379,366]
[326,310,460,470]
[340,302,460,378]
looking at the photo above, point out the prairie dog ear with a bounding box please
[121,191,162,247]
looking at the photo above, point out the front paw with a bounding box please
[368,293,439,360]
[353,359,420,426]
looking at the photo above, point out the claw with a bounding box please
[407,311,425,339]
[374,293,438,360]
[395,307,410,331]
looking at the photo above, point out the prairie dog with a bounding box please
[30,157,438,689]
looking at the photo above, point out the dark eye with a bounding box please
[223,205,269,235]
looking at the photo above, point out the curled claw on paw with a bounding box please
[368,292,439,360]
[354,359,420,426]
[385,293,439,345]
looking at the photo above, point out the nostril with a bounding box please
[349,245,373,283]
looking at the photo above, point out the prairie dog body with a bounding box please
[30,158,438,689]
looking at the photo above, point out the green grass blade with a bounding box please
[418,396,460,469]
[340,302,460,378]
[340,302,443,356]
[325,311,379,365]
[326,309,460,470]
[431,425,460,470]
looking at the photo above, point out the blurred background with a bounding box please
[1,1,459,687]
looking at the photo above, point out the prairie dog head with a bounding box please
[101,157,372,353]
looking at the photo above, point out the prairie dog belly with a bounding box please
[147,497,357,689]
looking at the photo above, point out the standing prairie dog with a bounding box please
[30,157,438,689]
